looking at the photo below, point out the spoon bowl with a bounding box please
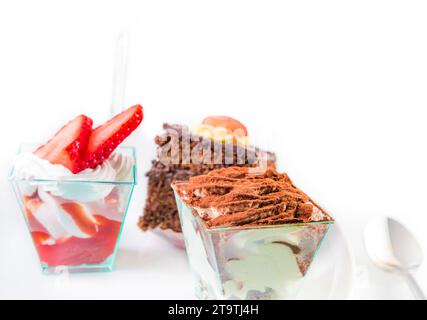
[364,216,425,299]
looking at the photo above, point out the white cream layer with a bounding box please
[12,151,133,202]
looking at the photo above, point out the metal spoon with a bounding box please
[364,216,426,300]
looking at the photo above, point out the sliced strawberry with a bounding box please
[202,116,248,137]
[83,104,143,169]
[34,115,93,173]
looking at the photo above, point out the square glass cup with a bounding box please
[9,145,137,274]
[173,182,333,300]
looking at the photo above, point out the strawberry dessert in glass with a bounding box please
[9,105,143,273]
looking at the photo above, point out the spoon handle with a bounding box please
[403,272,426,300]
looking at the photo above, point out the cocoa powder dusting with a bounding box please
[174,166,333,228]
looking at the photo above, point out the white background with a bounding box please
[0,0,426,299]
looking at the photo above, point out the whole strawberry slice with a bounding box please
[34,115,93,173]
[84,104,143,169]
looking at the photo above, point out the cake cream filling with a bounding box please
[220,227,304,299]
[223,243,302,299]
[190,200,327,223]
[189,123,249,146]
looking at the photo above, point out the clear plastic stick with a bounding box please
[110,31,129,116]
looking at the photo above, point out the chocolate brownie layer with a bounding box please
[139,123,276,232]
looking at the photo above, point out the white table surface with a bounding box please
[1,0,426,300]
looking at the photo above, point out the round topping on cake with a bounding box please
[202,116,248,137]
[190,116,248,145]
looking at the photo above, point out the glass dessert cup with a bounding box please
[9,146,136,274]
[173,183,333,300]
[152,227,186,249]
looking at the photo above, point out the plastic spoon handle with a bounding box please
[402,272,426,300]
[110,31,129,116]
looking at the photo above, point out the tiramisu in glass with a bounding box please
[172,166,333,299]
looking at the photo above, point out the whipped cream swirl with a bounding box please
[12,151,134,202]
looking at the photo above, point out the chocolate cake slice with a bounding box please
[138,122,276,233]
